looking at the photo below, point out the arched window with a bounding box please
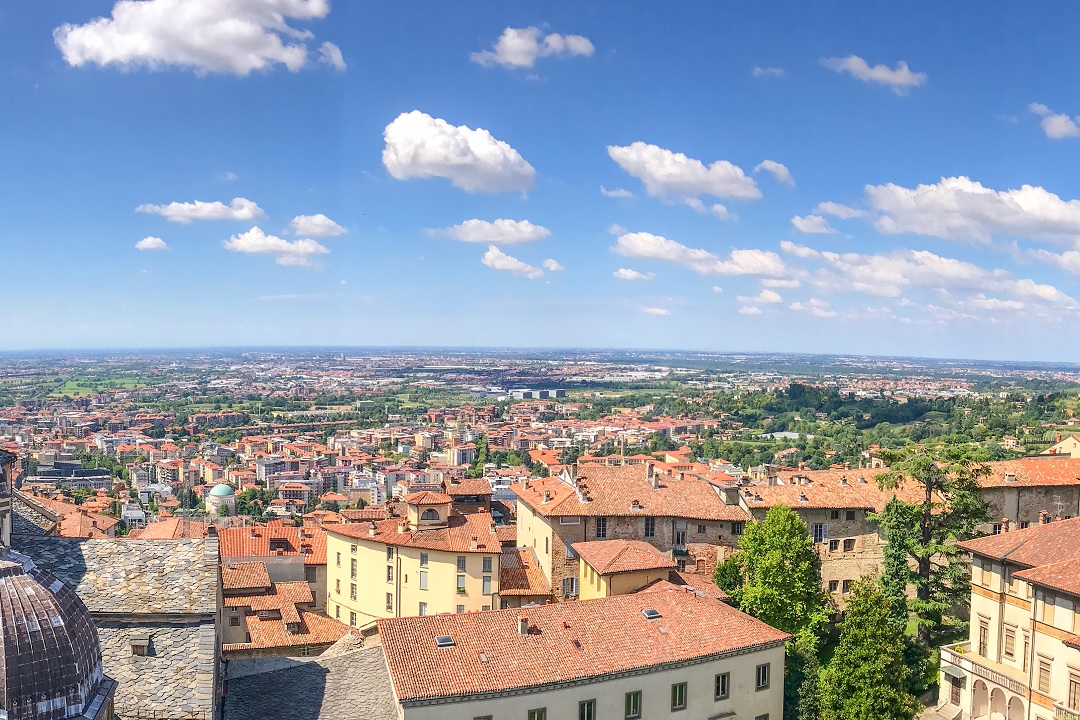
[421,509,439,521]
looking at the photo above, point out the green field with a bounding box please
[50,376,153,397]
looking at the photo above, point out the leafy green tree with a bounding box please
[786,637,821,720]
[820,579,920,720]
[712,553,744,606]
[875,443,991,644]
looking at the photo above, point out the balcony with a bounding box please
[940,643,1028,696]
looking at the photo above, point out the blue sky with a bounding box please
[5,1,1080,360]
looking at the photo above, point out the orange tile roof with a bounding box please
[325,513,499,554]
[405,491,452,505]
[340,506,392,522]
[1014,556,1080,597]
[218,524,327,565]
[498,548,551,597]
[664,570,730,602]
[377,581,789,702]
[444,478,493,497]
[960,517,1080,569]
[512,464,749,521]
[127,517,210,540]
[224,609,356,652]
[574,539,677,575]
[224,580,314,624]
[978,457,1080,488]
[764,470,932,512]
[222,561,272,592]
[34,496,119,538]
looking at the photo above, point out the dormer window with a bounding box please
[421,508,439,521]
[130,633,151,657]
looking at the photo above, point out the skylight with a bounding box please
[642,608,661,620]
[435,635,455,648]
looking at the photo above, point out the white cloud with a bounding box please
[712,286,723,293]
[789,298,838,318]
[1030,248,1080,275]
[135,236,168,251]
[821,55,926,94]
[965,294,1024,311]
[318,41,346,71]
[762,278,801,288]
[136,197,265,224]
[471,26,594,68]
[290,213,346,237]
[866,176,1080,244]
[429,218,550,245]
[382,111,535,193]
[612,232,787,277]
[752,66,785,78]
[791,214,836,234]
[54,0,338,76]
[601,186,635,199]
[814,201,865,219]
[608,224,628,236]
[613,268,655,281]
[1029,102,1080,139]
[542,258,564,272]
[224,226,330,267]
[481,245,543,279]
[607,142,761,206]
[739,306,763,316]
[223,171,238,182]
[643,307,670,316]
[711,203,732,221]
[754,160,794,186]
[738,289,783,304]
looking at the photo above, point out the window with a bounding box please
[1020,521,1030,529]
[335,579,341,594]
[992,523,1002,535]
[732,521,745,535]
[350,558,357,580]
[644,517,656,537]
[482,604,490,611]
[843,538,855,552]
[755,715,770,720]
[350,544,357,554]
[230,616,240,626]
[483,556,493,573]
[846,510,856,521]
[671,682,687,711]
[1003,627,1016,659]
[596,517,608,539]
[559,516,581,525]
[350,583,357,600]
[419,571,428,590]
[419,602,427,616]
[978,620,988,656]
[457,575,467,593]
[349,611,356,627]
[828,539,840,552]
[566,544,576,560]
[675,530,687,547]
[474,716,493,720]
[563,577,579,596]
[421,508,439,521]
[387,546,394,561]
[420,552,429,567]
[830,509,840,520]
[456,604,465,613]
[545,537,549,555]
[697,524,707,534]
[482,576,492,594]
[335,605,340,619]
[715,672,730,700]
[386,565,393,582]
[1038,659,1052,693]
[811,523,828,543]
[1068,674,1080,711]
[385,592,393,611]
[828,580,839,592]
[336,551,341,567]
[842,579,852,593]
[579,699,596,720]
[527,710,546,720]
[625,690,642,719]
[756,663,770,690]
[457,556,467,572]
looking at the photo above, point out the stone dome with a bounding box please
[209,483,235,497]
[0,556,114,720]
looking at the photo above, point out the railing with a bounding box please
[1054,701,1080,719]
[940,643,1028,696]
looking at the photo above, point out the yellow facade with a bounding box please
[325,530,501,629]
[578,561,671,600]
[515,498,555,583]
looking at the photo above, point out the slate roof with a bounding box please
[574,539,677,575]
[224,645,397,720]
[378,581,790,703]
[18,537,219,615]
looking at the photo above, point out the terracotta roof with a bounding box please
[494,524,517,545]
[767,470,931,512]
[325,513,499,554]
[222,562,272,592]
[665,570,730,602]
[574,539,677,575]
[127,517,210,540]
[33,496,120,538]
[218,524,327,565]
[498,548,551,597]
[959,517,1080,568]
[512,464,749,521]
[224,580,314,624]
[404,491,452,505]
[977,457,1080,488]
[444,478,493,497]
[377,581,789,702]
[1014,556,1080,597]
[225,609,356,652]
[340,506,392,522]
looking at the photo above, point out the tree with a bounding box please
[874,443,991,645]
[712,553,744,606]
[820,579,920,720]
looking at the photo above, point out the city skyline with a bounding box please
[6,2,1080,359]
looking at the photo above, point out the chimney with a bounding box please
[1002,518,1010,533]
[368,521,377,537]
[542,490,552,503]
[1004,472,1016,483]
[1039,510,1048,524]
[647,463,658,489]
[518,616,529,635]
[469,536,478,551]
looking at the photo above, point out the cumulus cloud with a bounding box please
[712,286,724,293]
[290,213,346,237]
[54,0,339,76]
[607,142,761,207]
[643,307,670,316]
[135,236,168,251]
[738,289,783,304]
[1029,102,1080,139]
[318,41,346,71]
[752,66,785,78]
[790,298,838,318]
[754,160,794,186]
[542,258,564,272]
[136,197,265,224]
[428,218,550,245]
[601,186,635,199]
[471,27,594,68]
[814,201,866,219]
[608,224,628,236]
[965,294,1024,311]
[613,268,655,281]
[791,214,836,234]
[481,245,543,279]
[612,232,787,277]
[382,111,535,193]
[224,226,330,267]
[821,55,927,94]
[739,306,763,316]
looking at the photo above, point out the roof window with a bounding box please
[435,635,455,648]
[642,608,662,620]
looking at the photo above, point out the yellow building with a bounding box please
[937,517,1080,720]
[325,491,501,630]
[575,539,677,600]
